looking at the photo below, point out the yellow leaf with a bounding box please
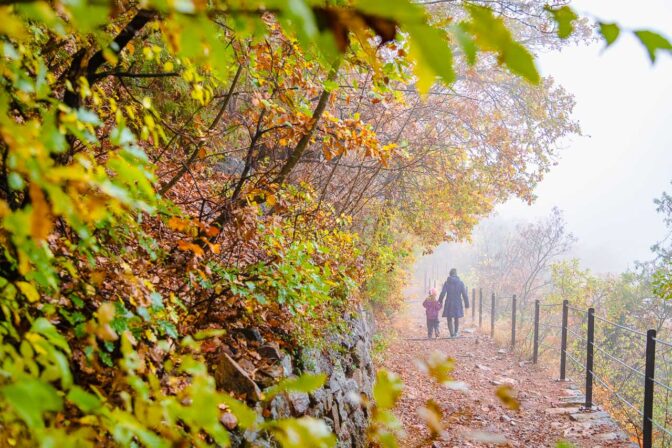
[29,184,53,241]
[79,415,99,425]
[17,281,39,302]
[97,303,115,324]
[90,271,105,286]
[495,385,520,410]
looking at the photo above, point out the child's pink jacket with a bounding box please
[423,298,442,319]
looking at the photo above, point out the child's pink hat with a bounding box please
[429,287,437,296]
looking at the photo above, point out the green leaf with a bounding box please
[465,5,539,84]
[67,386,102,412]
[159,320,178,339]
[267,417,336,448]
[1,380,63,429]
[545,5,578,39]
[220,394,257,429]
[275,0,319,42]
[501,41,539,84]
[31,317,71,355]
[598,23,620,47]
[634,30,672,63]
[193,328,226,340]
[373,369,403,410]
[76,108,102,126]
[555,442,574,448]
[355,0,454,89]
[407,23,455,92]
[150,291,164,310]
[323,79,338,93]
[8,172,25,190]
[451,23,477,65]
[355,0,424,23]
[265,373,327,400]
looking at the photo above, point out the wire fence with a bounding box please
[470,289,672,448]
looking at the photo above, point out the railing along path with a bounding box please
[469,289,672,448]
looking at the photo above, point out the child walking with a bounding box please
[423,288,441,339]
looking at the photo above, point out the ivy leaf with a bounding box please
[634,30,672,63]
[545,5,578,39]
[0,380,63,429]
[598,22,620,47]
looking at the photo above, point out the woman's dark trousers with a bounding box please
[446,317,459,337]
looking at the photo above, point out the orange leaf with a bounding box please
[168,217,189,232]
[177,240,205,257]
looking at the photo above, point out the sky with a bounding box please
[496,0,672,273]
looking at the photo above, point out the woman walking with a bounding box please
[438,268,470,337]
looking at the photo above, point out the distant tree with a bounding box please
[476,207,576,306]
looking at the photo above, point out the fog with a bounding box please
[497,0,672,274]
[413,1,672,291]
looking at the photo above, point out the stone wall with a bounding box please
[212,305,376,447]
[268,305,375,447]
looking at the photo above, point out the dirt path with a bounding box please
[381,297,636,447]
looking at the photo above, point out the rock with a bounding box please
[497,349,507,354]
[233,327,263,342]
[256,364,284,388]
[476,364,492,371]
[215,156,246,176]
[258,344,283,361]
[220,412,238,430]
[331,402,341,434]
[569,411,610,422]
[238,357,256,373]
[288,392,311,415]
[212,352,262,401]
[269,395,291,420]
[595,432,629,442]
[545,407,581,415]
[281,355,293,377]
[499,377,518,386]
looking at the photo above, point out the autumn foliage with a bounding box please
[2,0,661,446]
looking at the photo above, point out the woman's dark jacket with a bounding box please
[438,275,469,318]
